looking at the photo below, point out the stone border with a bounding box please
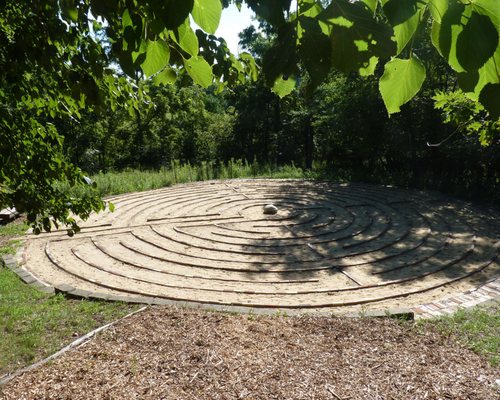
[3,242,498,320]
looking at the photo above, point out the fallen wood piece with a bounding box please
[326,384,349,400]
[0,207,19,221]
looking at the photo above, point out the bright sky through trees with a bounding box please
[215,3,255,54]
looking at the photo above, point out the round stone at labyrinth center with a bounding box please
[263,204,279,215]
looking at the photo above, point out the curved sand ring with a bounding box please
[23,180,500,312]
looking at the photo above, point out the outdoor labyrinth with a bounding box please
[23,180,500,310]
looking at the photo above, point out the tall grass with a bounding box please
[89,159,307,197]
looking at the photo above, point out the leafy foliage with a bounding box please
[89,0,499,115]
[433,90,499,146]
[233,0,499,116]
[0,0,253,233]
[0,1,122,234]
[1,0,499,233]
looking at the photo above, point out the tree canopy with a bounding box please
[1,0,499,232]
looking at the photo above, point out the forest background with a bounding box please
[59,21,500,204]
[1,0,499,234]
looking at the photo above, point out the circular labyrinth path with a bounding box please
[22,180,500,312]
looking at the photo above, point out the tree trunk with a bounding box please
[304,114,313,170]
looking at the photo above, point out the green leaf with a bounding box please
[214,81,226,94]
[456,12,498,71]
[171,19,199,57]
[60,0,78,22]
[379,56,426,114]
[123,26,137,51]
[299,0,324,18]
[132,40,147,63]
[479,83,500,119]
[122,9,132,30]
[325,0,391,75]
[383,0,429,55]
[432,91,448,110]
[151,0,194,30]
[320,0,396,59]
[121,9,143,52]
[429,0,448,23]
[298,0,329,36]
[141,40,170,77]
[191,0,222,34]
[359,56,379,76]
[153,67,177,86]
[330,26,365,73]
[459,47,500,99]
[362,0,378,14]
[472,0,500,28]
[299,17,331,87]
[184,56,213,87]
[271,75,297,98]
[431,20,442,55]
[245,0,290,26]
[149,19,166,36]
[438,2,468,72]
[239,52,258,81]
[262,22,298,87]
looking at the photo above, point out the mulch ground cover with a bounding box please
[1,306,498,400]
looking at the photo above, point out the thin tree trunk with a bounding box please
[304,114,313,170]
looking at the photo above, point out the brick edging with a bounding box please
[411,277,500,319]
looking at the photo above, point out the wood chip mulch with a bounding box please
[1,307,498,400]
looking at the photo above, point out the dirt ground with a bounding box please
[1,306,498,400]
